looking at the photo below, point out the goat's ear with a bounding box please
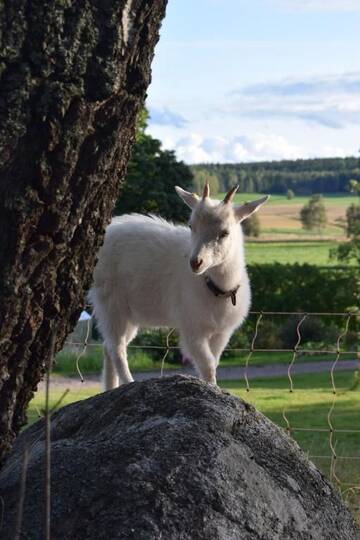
[175,186,199,210]
[234,195,269,222]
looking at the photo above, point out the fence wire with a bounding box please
[33,309,360,523]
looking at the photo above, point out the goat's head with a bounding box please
[175,183,269,274]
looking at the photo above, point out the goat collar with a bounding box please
[204,275,240,306]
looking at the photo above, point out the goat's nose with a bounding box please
[190,257,203,271]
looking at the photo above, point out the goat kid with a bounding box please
[90,184,268,388]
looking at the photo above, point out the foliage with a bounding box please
[248,263,359,316]
[241,213,260,237]
[240,263,359,350]
[286,189,295,200]
[278,316,337,348]
[332,203,360,265]
[349,179,360,199]
[300,194,327,232]
[332,237,360,265]
[132,329,181,364]
[346,204,360,237]
[114,110,193,222]
[192,168,220,195]
[192,157,360,195]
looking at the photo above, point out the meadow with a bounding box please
[216,192,358,265]
[245,240,337,265]
[28,370,360,519]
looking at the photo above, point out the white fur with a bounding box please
[89,188,268,388]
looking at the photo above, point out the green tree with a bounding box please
[192,169,220,196]
[346,204,360,237]
[286,189,295,200]
[300,194,327,233]
[332,202,360,265]
[114,111,193,222]
[191,157,360,195]
[242,213,261,237]
[349,179,360,200]
[332,238,360,265]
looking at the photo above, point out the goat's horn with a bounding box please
[223,185,239,204]
[202,181,210,200]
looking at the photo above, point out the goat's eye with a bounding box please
[188,223,192,230]
[219,230,229,239]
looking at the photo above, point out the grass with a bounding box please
[54,346,175,376]
[216,192,357,251]
[260,226,343,236]
[245,240,338,265]
[220,350,357,367]
[27,386,96,426]
[218,192,358,207]
[220,370,360,518]
[54,345,356,378]
[27,370,360,519]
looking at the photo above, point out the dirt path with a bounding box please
[43,359,359,389]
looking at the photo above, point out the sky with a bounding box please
[146,0,360,164]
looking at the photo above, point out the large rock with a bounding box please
[0,375,358,539]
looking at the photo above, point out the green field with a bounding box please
[221,371,360,519]
[245,240,338,265]
[215,193,357,261]
[218,192,357,207]
[28,370,360,519]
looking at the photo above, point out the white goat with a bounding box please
[89,184,268,388]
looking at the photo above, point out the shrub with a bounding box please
[132,329,181,364]
[242,213,260,237]
[286,189,295,200]
[300,194,327,232]
[279,316,337,349]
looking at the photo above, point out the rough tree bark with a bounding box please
[0,0,167,466]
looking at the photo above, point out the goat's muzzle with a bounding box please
[190,257,203,273]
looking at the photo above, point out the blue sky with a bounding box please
[146,0,360,163]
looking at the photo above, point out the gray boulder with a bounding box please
[0,375,359,539]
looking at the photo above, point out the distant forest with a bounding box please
[191,157,360,195]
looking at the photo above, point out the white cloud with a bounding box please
[228,72,360,129]
[168,133,304,164]
[237,72,360,97]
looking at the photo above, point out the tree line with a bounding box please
[115,120,360,251]
[192,157,360,195]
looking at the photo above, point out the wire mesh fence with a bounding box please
[29,309,360,521]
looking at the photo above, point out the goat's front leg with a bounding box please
[180,333,217,385]
[210,331,232,367]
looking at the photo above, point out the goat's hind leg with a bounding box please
[105,324,138,386]
[103,344,119,391]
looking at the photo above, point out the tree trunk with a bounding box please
[0,0,167,466]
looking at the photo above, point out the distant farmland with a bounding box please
[216,193,357,265]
